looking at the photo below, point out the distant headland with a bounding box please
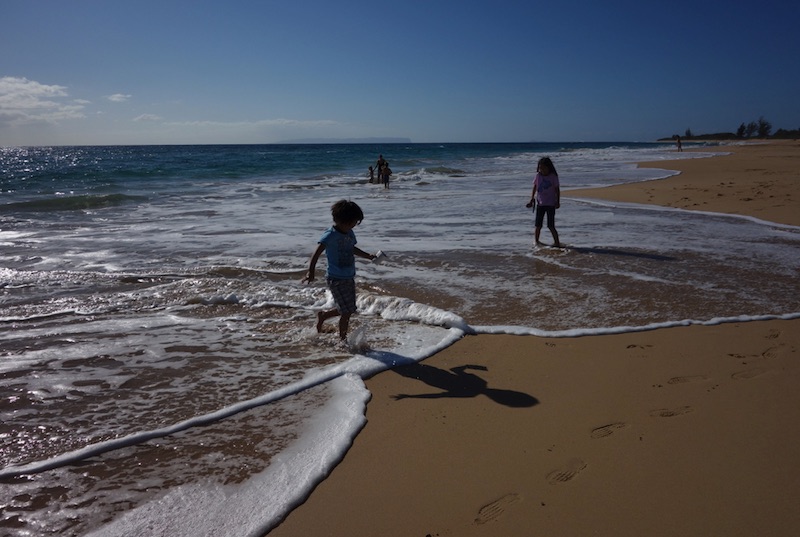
[276,137,413,144]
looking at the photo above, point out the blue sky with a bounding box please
[2,0,798,145]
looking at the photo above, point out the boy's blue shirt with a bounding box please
[319,226,357,279]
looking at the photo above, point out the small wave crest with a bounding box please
[1,193,147,212]
[358,293,471,332]
[419,166,467,176]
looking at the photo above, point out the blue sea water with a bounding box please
[1,142,799,536]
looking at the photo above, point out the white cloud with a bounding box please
[0,76,86,125]
[106,93,132,103]
[133,114,162,122]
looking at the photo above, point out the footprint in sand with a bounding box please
[474,493,521,525]
[649,406,694,418]
[590,422,628,439]
[731,368,767,380]
[667,375,709,385]
[760,346,779,359]
[546,458,587,485]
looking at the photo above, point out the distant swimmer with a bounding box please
[380,162,392,189]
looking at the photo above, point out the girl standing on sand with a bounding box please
[526,157,561,247]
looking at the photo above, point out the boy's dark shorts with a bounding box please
[535,205,557,228]
[327,277,357,315]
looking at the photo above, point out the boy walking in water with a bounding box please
[302,200,378,341]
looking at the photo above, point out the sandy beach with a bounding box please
[569,140,800,227]
[269,142,800,537]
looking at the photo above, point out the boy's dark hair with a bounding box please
[331,199,364,225]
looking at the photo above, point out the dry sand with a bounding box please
[569,140,800,227]
[269,142,800,537]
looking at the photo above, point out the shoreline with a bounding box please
[269,142,800,536]
[568,140,800,227]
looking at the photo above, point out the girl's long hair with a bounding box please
[537,157,558,176]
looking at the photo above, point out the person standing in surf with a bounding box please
[302,200,378,341]
[380,162,392,189]
[526,157,561,247]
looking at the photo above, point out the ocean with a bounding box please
[1,142,798,536]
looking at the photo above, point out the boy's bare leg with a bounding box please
[338,313,352,341]
[316,309,339,333]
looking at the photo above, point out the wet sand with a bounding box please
[269,141,800,536]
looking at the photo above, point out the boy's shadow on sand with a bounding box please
[390,362,538,408]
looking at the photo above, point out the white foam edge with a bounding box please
[566,197,800,231]
[473,312,800,338]
[85,373,370,537]
[0,327,467,479]
[83,326,467,536]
